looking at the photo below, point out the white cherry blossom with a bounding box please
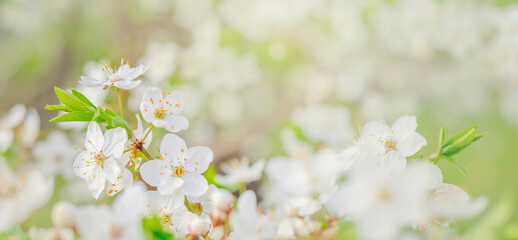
[75,183,147,240]
[415,163,487,230]
[140,134,213,197]
[140,87,189,133]
[215,157,265,185]
[73,122,127,199]
[79,58,148,90]
[32,131,76,178]
[144,190,192,235]
[358,115,427,172]
[229,190,277,240]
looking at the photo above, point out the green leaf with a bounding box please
[438,127,445,149]
[54,87,90,111]
[49,111,94,122]
[443,155,467,176]
[105,108,119,117]
[142,216,174,240]
[71,88,96,108]
[108,117,131,135]
[441,126,478,157]
[44,104,73,112]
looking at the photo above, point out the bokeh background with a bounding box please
[1,0,518,238]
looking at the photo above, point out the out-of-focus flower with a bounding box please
[277,216,321,239]
[216,157,265,185]
[292,104,353,148]
[139,42,178,83]
[280,128,313,159]
[0,160,54,232]
[73,122,127,199]
[140,134,213,197]
[33,131,76,178]
[230,190,277,240]
[140,87,189,133]
[188,214,212,237]
[80,59,148,90]
[29,227,75,240]
[326,161,439,240]
[266,149,349,216]
[0,104,27,153]
[209,188,235,226]
[144,190,192,235]
[75,183,147,240]
[51,201,77,229]
[358,115,427,173]
[19,108,40,148]
[415,163,487,230]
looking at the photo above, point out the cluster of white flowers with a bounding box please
[0,58,481,240]
[0,0,507,238]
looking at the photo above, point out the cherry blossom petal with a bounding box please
[85,122,104,152]
[143,87,164,109]
[186,146,213,174]
[140,102,156,124]
[160,134,187,160]
[394,132,427,157]
[116,79,141,90]
[103,127,127,159]
[103,158,122,183]
[73,151,96,179]
[107,169,132,196]
[163,115,189,133]
[86,167,106,199]
[391,115,418,135]
[79,76,108,88]
[158,177,184,195]
[182,173,208,197]
[140,160,170,186]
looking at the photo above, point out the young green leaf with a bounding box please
[71,88,96,108]
[44,104,73,112]
[54,87,90,111]
[443,155,467,176]
[441,126,478,157]
[49,111,94,122]
[438,127,445,153]
[108,117,131,137]
[105,108,119,117]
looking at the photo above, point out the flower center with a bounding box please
[384,138,397,152]
[160,213,172,226]
[94,152,106,167]
[172,165,185,177]
[377,186,392,203]
[109,76,121,83]
[154,108,167,120]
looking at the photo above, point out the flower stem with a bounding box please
[223,218,230,240]
[116,88,123,118]
[139,148,153,161]
[143,125,154,142]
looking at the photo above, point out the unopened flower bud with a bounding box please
[210,208,228,227]
[188,216,211,237]
[51,201,77,229]
[210,189,234,212]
